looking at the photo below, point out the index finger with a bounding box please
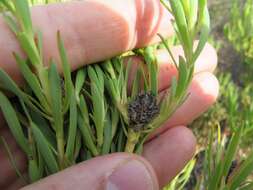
[0,0,173,83]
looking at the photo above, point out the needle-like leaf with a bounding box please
[31,122,59,174]
[57,31,73,112]
[0,92,30,155]
[65,91,78,161]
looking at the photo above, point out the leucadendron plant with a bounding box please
[0,0,209,184]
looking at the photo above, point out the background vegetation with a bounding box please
[165,0,253,189]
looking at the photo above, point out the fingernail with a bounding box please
[106,160,155,190]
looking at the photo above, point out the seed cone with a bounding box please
[128,92,159,131]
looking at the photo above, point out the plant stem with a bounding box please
[125,129,141,153]
[56,134,65,169]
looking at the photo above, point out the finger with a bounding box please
[143,126,196,188]
[0,0,173,84]
[22,127,195,190]
[6,176,27,190]
[151,72,219,138]
[127,42,218,92]
[22,153,159,190]
[0,128,20,154]
[0,128,27,189]
[6,128,195,189]
[0,113,27,187]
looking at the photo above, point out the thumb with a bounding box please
[21,153,159,190]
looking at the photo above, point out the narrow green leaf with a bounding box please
[48,62,65,165]
[102,60,116,78]
[31,122,59,174]
[170,77,178,101]
[123,59,133,98]
[26,94,52,121]
[74,131,81,161]
[181,0,190,21]
[208,155,223,189]
[0,1,15,13]
[17,32,40,65]
[104,74,120,103]
[101,114,112,155]
[36,30,43,57]
[0,92,30,155]
[140,64,149,91]
[131,68,142,99]
[205,127,214,180]
[0,69,24,97]
[223,127,242,182]
[91,83,105,146]
[28,159,42,183]
[48,62,63,134]
[13,0,33,34]
[193,6,210,62]
[116,128,125,152]
[176,57,188,98]
[228,150,253,190]
[30,111,56,150]
[78,95,90,127]
[144,46,158,95]
[111,107,119,138]
[189,0,198,32]
[94,65,105,92]
[117,62,125,94]
[57,31,73,112]
[160,0,172,13]
[87,66,98,86]
[78,115,98,156]
[75,69,86,99]
[88,66,105,147]
[168,0,192,57]
[198,0,207,25]
[36,142,45,177]
[14,53,47,107]
[148,60,158,95]
[158,34,178,69]
[66,91,77,160]
[79,95,96,142]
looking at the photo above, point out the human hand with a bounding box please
[0,0,219,189]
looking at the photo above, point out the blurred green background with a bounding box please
[165,0,253,189]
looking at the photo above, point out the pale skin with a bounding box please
[0,0,219,190]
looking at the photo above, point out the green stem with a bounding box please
[56,134,65,169]
[28,128,37,161]
[125,129,141,153]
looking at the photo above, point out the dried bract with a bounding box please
[128,92,159,130]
